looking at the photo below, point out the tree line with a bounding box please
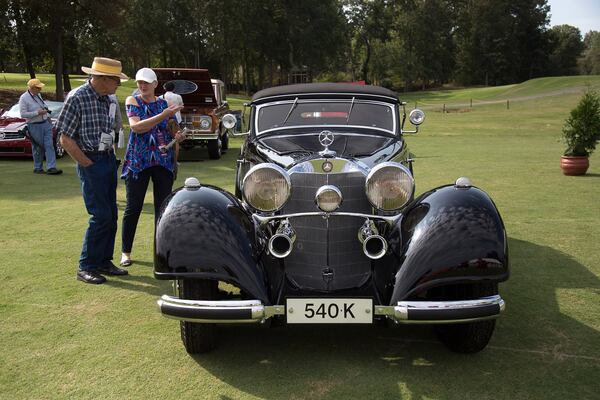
[1,0,598,100]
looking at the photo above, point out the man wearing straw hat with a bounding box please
[56,57,130,284]
[18,78,63,175]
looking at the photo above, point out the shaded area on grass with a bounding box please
[186,238,600,400]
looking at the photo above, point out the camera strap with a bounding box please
[28,91,47,108]
[28,91,50,122]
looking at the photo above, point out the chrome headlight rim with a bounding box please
[315,185,343,212]
[221,113,237,130]
[199,117,212,130]
[242,163,291,212]
[365,162,415,211]
[409,108,425,125]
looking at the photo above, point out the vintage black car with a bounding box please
[154,83,509,354]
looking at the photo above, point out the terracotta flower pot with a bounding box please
[560,156,589,176]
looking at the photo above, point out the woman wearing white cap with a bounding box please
[120,67,184,267]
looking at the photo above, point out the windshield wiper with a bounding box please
[346,97,355,124]
[281,97,298,126]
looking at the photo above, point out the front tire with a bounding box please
[434,282,498,353]
[222,130,229,150]
[207,137,222,159]
[178,279,218,354]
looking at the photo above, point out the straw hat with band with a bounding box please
[81,57,129,80]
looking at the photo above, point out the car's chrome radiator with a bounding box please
[280,172,373,291]
[0,131,26,140]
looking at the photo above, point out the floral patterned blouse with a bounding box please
[121,95,176,179]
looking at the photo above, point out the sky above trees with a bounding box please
[547,0,600,34]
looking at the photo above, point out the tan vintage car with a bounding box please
[153,68,231,159]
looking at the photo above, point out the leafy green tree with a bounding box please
[343,0,392,83]
[0,0,18,72]
[391,0,456,90]
[454,0,550,85]
[579,31,600,75]
[548,25,583,76]
[5,0,47,78]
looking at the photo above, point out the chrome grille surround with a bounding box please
[0,131,27,140]
[274,159,376,290]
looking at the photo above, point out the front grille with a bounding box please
[181,114,212,132]
[280,172,372,291]
[0,131,26,140]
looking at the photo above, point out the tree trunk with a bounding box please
[63,72,71,93]
[257,61,265,91]
[243,49,251,96]
[361,36,371,84]
[12,2,35,78]
[52,21,64,101]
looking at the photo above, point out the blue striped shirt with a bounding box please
[55,82,114,152]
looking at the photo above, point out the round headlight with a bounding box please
[315,185,342,212]
[200,118,211,129]
[409,109,425,125]
[365,162,414,210]
[222,113,237,130]
[242,164,291,212]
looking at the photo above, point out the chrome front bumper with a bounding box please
[184,131,218,140]
[158,295,505,324]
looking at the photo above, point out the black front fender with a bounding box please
[154,184,270,304]
[389,184,509,303]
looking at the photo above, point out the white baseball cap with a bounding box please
[135,67,157,83]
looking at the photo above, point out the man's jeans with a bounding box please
[27,120,56,170]
[76,152,118,271]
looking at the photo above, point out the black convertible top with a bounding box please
[252,83,400,104]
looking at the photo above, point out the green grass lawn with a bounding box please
[1,76,599,399]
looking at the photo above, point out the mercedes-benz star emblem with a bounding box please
[319,130,334,147]
[0,132,5,140]
[322,161,333,172]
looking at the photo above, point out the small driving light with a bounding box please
[409,109,425,125]
[315,185,342,212]
[242,164,291,212]
[222,113,237,130]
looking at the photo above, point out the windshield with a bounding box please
[3,101,64,118]
[256,100,395,134]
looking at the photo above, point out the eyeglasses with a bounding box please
[104,76,121,86]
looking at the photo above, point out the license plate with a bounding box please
[286,298,373,324]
